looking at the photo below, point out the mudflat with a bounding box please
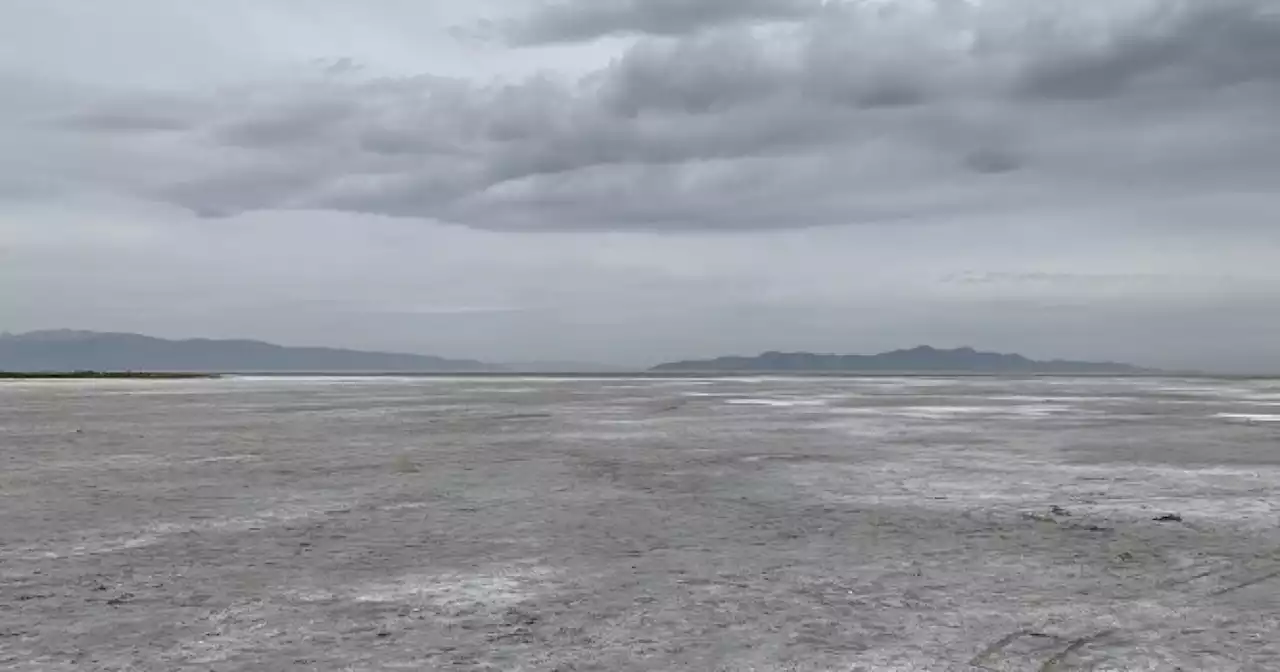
[2,375,1279,670]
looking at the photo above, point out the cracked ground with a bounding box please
[3,375,1280,670]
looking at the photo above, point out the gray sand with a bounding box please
[2,375,1280,670]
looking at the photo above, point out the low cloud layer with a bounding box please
[19,0,1277,233]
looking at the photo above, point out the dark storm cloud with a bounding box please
[595,33,789,115]
[39,0,1280,232]
[1018,1,1280,99]
[503,0,822,44]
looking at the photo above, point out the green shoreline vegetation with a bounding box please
[0,371,217,380]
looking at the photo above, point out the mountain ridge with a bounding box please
[0,330,494,373]
[651,345,1149,373]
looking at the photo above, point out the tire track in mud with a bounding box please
[1150,542,1280,601]
[966,625,1232,671]
[961,552,1280,671]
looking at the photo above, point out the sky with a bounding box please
[2,0,1279,371]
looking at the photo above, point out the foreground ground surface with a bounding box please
[2,375,1280,671]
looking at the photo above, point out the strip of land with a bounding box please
[0,371,216,379]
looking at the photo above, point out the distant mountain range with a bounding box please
[0,330,494,373]
[1,331,1151,375]
[651,346,1149,373]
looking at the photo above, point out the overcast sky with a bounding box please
[3,0,1279,370]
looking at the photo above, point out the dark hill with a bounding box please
[651,346,1147,373]
[0,330,493,373]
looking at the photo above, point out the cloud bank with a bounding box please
[19,0,1275,233]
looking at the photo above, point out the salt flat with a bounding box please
[3,375,1280,670]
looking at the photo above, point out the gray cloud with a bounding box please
[213,98,359,148]
[59,110,193,133]
[962,148,1022,175]
[503,0,821,45]
[15,0,1280,235]
[51,93,209,133]
[1017,2,1280,100]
